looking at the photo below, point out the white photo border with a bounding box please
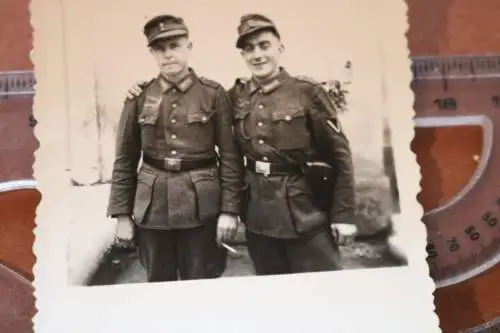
[30,0,440,332]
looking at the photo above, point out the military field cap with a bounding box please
[236,14,280,48]
[143,14,189,46]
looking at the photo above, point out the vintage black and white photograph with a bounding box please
[31,0,439,332]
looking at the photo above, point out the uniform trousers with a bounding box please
[135,220,226,282]
[245,226,342,275]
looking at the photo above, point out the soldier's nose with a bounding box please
[252,55,263,63]
[251,48,263,58]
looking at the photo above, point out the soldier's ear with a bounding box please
[278,42,285,53]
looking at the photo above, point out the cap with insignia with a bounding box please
[236,14,280,49]
[143,15,189,47]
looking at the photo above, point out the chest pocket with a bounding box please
[138,106,160,150]
[233,100,252,141]
[271,107,310,150]
[186,107,216,148]
[187,108,215,124]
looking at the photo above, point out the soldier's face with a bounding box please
[150,36,192,77]
[240,31,284,79]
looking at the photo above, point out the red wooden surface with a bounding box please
[413,126,483,212]
[0,98,37,182]
[0,263,35,333]
[0,0,32,70]
[408,1,500,331]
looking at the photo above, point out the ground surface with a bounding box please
[88,232,405,286]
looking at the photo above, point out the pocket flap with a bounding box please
[138,110,158,125]
[137,170,157,186]
[286,175,314,197]
[272,107,305,122]
[187,109,215,124]
[189,167,219,183]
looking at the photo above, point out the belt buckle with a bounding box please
[255,161,270,177]
[164,157,182,171]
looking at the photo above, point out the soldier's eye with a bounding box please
[259,42,271,50]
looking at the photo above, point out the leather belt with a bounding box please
[245,157,301,176]
[143,154,217,172]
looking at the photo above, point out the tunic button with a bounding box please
[171,119,176,124]
[262,156,268,161]
[258,139,264,144]
[171,150,177,155]
[172,103,177,108]
[201,116,207,122]
[171,134,177,139]
[257,122,263,127]
[285,115,292,121]
[258,104,264,109]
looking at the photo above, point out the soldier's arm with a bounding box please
[213,86,245,216]
[106,97,142,218]
[307,84,356,225]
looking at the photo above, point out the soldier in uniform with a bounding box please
[106,14,243,282]
[226,14,357,275]
[125,13,357,276]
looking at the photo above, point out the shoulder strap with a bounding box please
[138,78,164,121]
[199,76,221,89]
[135,77,156,113]
[295,75,319,86]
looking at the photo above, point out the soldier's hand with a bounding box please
[125,81,147,99]
[216,213,239,244]
[115,215,135,244]
[332,223,357,246]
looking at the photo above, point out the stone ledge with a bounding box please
[66,184,115,286]
[386,213,409,264]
